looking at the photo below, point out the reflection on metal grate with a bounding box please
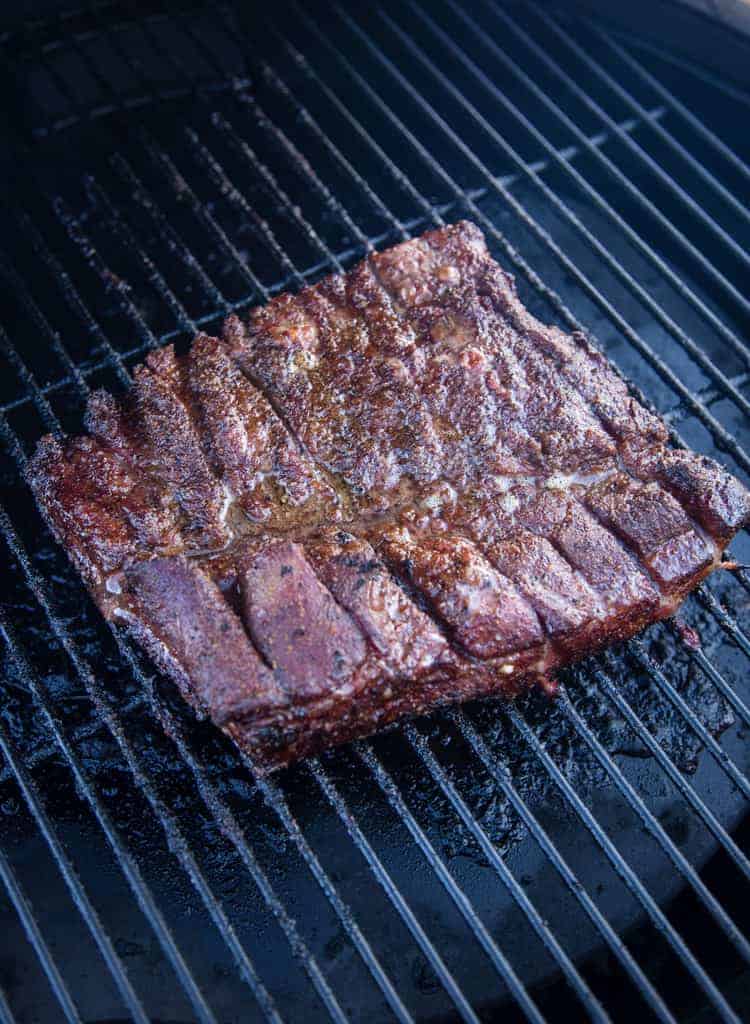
[1,1,750,1021]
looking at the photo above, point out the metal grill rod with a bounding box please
[447,704,682,1016]
[83,175,198,334]
[0,694,146,788]
[531,9,750,225]
[0,715,150,1023]
[587,23,750,182]
[110,153,231,312]
[602,28,750,108]
[307,758,481,1024]
[388,1,750,419]
[696,588,750,672]
[337,3,750,478]
[530,4,750,266]
[0,983,16,1024]
[253,773,414,1024]
[554,683,750,963]
[186,126,305,289]
[290,1,750,483]
[630,643,750,800]
[356,741,599,1024]
[507,705,741,1023]
[0,823,82,1023]
[488,1,750,317]
[15,208,134,391]
[590,663,750,883]
[687,640,750,729]
[440,0,750,369]
[0,494,217,1024]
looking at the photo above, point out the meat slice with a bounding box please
[370,519,543,659]
[187,333,339,524]
[124,557,285,723]
[227,262,444,506]
[371,224,616,477]
[584,473,715,593]
[26,435,142,586]
[305,531,449,675]
[240,541,368,701]
[476,249,668,449]
[529,492,660,631]
[622,443,750,545]
[84,389,184,554]
[487,530,603,650]
[133,345,230,549]
[26,220,750,771]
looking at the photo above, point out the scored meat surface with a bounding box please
[27,221,750,770]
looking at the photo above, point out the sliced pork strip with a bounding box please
[371,224,611,476]
[519,490,660,637]
[26,435,141,586]
[84,389,183,554]
[370,519,543,659]
[622,443,750,546]
[376,220,627,470]
[485,528,604,649]
[475,253,667,449]
[454,479,658,637]
[124,556,285,724]
[305,531,449,675]
[133,345,229,549]
[584,473,714,592]
[187,333,337,523]
[240,540,368,701]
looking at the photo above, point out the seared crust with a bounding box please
[26,221,750,770]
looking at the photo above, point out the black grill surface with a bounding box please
[1,2,750,1022]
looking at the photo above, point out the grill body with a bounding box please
[1,2,750,1022]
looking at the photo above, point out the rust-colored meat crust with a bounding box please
[26,221,750,771]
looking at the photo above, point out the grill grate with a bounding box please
[1,1,750,1021]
